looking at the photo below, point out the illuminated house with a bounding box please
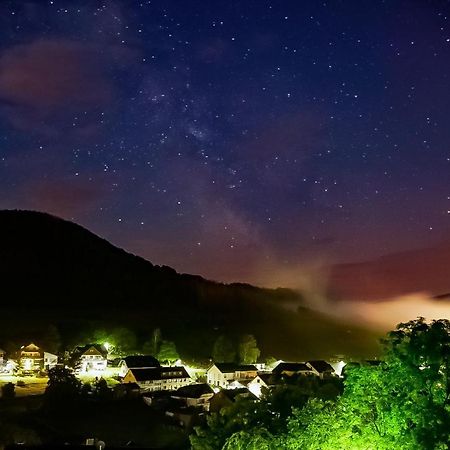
[73,344,108,374]
[306,360,336,379]
[123,366,191,392]
[118,355,160,378]
[272,361,336,379]
[171,383,215,411]
[20,343,44,372]
[206,363,258,388]
[0,349,15,375]
[246,373,273,398]
[272,362,315,377]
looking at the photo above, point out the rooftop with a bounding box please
[123,355,160,368]
[213,363,258,373]
[129,366,190,382]
[173,383,214,398]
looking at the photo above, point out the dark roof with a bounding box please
[5,446,160,450]
[130,366,190,382]
[115,382,140,390]
[123,355,160,368]
[256,373,273,384]
[74,343,108,357]
[273,362,311,373]
[219,388,258,402]
[213,363,258,373]
[173,383,214,398]
[307,360,334,373]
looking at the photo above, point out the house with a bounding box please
[0,349,16,375]
[307,360,336,379]
[272,362,315,377]
[43,352,58,370]
[113,382,141,399]
[171,383,214,411]
[209,388,258,413]
[118,355,160,378]
[246,373,273,398]
[73,344,108,374]
[20,343,44,372]
[123,366,191,392]
[206,363,258,388]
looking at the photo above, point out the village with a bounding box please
[0,341,346,429]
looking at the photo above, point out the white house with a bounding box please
[20,343,44,372]
[247,374,273,398]
[44,352,58,370]
[73,344,108,374]
[206,363,258,388]
[123,366,191,392]
[0,349,15,375]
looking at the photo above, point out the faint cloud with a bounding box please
[6,178,105,220]
[0,38,138,134]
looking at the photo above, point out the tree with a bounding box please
[41,324,61,354]
[190,384,309,449]
[212,335,236,363]
[238,334,260,364]
[222,428,274,450]
[92,378,112,401]
[281,318,450,450]
[142,327,161,355]
[44,367,81,409]
[157,340,179,364]
[108,327,137,356]
[1,382,15,400]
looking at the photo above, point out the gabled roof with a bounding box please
[123,355,160,368]
[217,388,258,402]
[74,344,108,358]
[173,383,214,398]
[307,360,334,373]
[213,363,258,373]
[129,366,190,382]
[272,362,311,373]
[254,373,273,384]
[21,343,41,352]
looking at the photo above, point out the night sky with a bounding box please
[0,1,449,286]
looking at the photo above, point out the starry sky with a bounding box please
[0,0,449,287]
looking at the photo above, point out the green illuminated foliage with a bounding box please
[282,318,450,450]
[212,335,236,363]
[157,340,179,364]
[222,428,274,450]
[238,334,260,364]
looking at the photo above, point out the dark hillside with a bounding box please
[0,210,381,359]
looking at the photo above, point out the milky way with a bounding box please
[0,1,449,285]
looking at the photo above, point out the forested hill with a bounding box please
[0,210,381,360]
[0,209,298,309]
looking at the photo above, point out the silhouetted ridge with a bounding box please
[0,209,380,360]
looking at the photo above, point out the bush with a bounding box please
[1,382,15,399]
